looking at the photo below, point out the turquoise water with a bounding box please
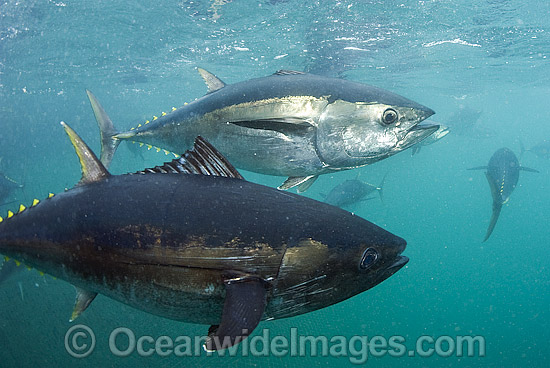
[1,0,549,367]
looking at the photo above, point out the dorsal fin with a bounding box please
[135,136,243,179]
[197,68,226,94]
[273,70,306,76]
[61,121,111,185]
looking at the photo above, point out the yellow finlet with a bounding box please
[137,124,142,128]
[139,143,144,147]
[26,265,32,270]
[14,260,21,266]
[156,147,161,153]
[153,116,158,120]
[145,120,150,124]
[161,112,166,116]
[146,144,152,150]
[39,271,45,276]
[7,210,14,218]
[163,149,170,155]
[172,107,176,111]
[0,216,3,223]
[4,256,9,262]
[48,193,55,198]
[130,127,135,130]
[32,199,40,206]
[18,204,26,213]
[172,153,180,158]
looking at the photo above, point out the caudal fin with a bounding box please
[86,90,122,168]
[483,202,502,242]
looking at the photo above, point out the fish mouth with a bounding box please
[422,120,450,139]
[389,255,409,271]
[399,123,440,150]
[381,255,409,282]
[372,255,409,286]
[435,126,450,139]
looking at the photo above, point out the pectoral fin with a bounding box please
[204,276,268,352]
[520,166,539,173]
[230,118,313,136]
[70,287,98,322]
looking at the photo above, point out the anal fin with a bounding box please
[70,287,98,322]
[204,275,268,352]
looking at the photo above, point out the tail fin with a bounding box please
[483,202,502,242]
[377,173,387,203]
[86,90,121,168]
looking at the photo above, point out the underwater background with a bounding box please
[0,0,549,367]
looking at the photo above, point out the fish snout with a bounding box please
[419,106,436,122]
[389,255,409,271]
[380,255,409,282]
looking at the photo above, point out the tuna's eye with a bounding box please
[382,108,398,125]
[359,248,379,270]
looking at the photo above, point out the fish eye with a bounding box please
[359,248,379,270]
[382,108,398,125]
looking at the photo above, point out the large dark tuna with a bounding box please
[0,123,408,351]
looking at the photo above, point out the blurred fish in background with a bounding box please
[322,173,386,209]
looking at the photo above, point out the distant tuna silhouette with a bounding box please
[469,148,538,241]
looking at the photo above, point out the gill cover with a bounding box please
[315,102,432,167]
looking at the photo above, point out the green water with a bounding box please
[1,1,549,367]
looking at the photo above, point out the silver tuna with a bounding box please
[88,69,436,191]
